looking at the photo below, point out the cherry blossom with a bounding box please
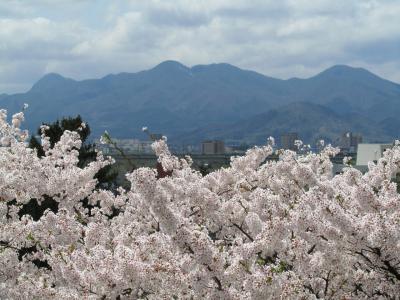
[1,109,399,299]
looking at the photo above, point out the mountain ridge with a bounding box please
[29,62,400,88]
[1,61,400,145]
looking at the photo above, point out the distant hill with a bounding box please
[1,61,399,145]
[179,102,392,145]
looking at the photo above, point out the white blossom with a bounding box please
[1,109,400,299]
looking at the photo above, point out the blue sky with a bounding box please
[0,0,399,93]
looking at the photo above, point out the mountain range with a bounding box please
[1,60,400,146]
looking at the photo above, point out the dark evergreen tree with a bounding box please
[29,116,94,167]
[23,116,118,221]
[11,116,118,268]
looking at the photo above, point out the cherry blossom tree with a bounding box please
[1,108,399,299]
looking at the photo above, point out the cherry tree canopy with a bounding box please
[1,109,399,299]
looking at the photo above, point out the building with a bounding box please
[201,140,225,155]
[97,139,153,154]
[340,132,362,152]
[356,143,392,166]
[280,133,299,151]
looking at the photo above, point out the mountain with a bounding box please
[1,61,399,145]
[285,65,400,116]
[179,102,392,145]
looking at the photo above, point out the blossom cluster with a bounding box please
[1,109,399,299]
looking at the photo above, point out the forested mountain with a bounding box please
[1,61,399,145]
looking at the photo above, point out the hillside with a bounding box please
[1,61,399,145]
[179,102,391,145]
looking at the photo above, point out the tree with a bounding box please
[29,115,117,188]
[31,116,94,164]
[1,108,400,299]
[21,116,117,221]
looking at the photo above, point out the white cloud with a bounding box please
[0,0,399,93]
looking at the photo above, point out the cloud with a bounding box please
[0,0,399,93]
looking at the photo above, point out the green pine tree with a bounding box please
[23,116,118,221]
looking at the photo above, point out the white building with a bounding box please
[356,143,392,166]
[201,140,225,155]
[97,139,153,154]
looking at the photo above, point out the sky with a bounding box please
[0,0,399,93]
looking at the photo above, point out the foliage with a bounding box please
[1,109,400,299]
[29,115,117,188]
[22,116,117,222]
